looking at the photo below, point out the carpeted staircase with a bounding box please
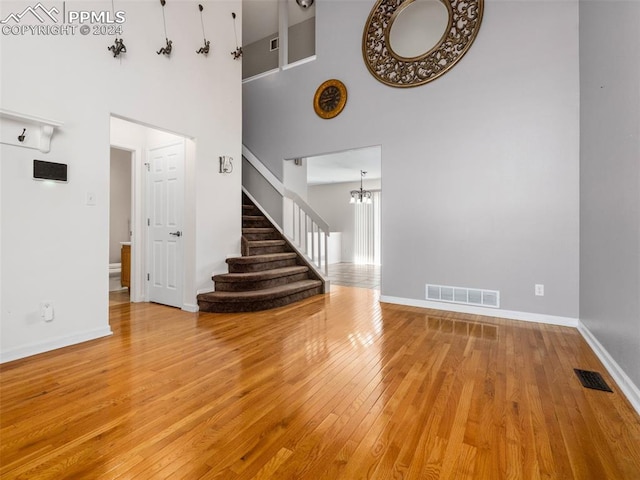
[197,195,324,312]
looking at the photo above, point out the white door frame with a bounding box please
[145,141,186,308]
[110,141,146,303]
[110,116,194,310]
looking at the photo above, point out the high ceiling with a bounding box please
[243,0,316,46]
[306,146,382,186]
[242,1,376,187]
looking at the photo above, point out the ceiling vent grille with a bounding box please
[426,284,500,309]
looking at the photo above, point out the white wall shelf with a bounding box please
[0,108,63,153]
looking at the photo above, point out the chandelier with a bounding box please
[350,170,372,204]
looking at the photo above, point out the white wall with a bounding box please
[243,0,580,320]
[0,0,242,362]
[283,158,308,200]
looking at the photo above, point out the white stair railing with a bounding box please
[283,189,330,275]
[242,145,330,276]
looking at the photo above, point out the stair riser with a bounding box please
[242,232,282,241]
[242,219,272,228]
[214,272,310,292]
[228,258,298,273]
[246,245,290,256]
[198,285,323,313]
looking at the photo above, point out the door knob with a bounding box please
[169,231,182,237]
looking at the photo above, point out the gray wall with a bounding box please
[242,157,283,227]
[243,1,580,318]
[579,1,640,387]
[243,18,315,79]
[288,17,316,64]
[243,34,279,79]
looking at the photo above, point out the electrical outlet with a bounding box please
[535,284,544,296]
[41,302,54,322]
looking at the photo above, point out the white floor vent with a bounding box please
[426,284,500,309]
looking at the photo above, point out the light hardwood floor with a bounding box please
[327,263,381,290]
[1,286,640,479]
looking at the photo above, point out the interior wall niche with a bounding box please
[362,0,484,87]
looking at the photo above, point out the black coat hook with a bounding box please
[18,128,26,142]
[231,12,242,59]
[196,3,209,54]
[196,40,210,55]
[108,37,127,57]
[157,0,172,55]
[157,38,172,55]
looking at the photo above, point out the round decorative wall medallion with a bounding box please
[362,0,484,88]
[313,79,348,119]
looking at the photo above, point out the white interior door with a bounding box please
[147,142,184,308]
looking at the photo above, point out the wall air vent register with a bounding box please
[426,284,500,308]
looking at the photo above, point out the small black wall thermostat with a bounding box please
[33,160,68,182]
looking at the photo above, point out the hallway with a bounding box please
[326,262,380,290]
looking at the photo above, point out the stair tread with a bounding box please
[213,266,308,282]
[227,252,297,264]
[202,279,322,302]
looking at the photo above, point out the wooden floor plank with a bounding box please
[1,286,640,479]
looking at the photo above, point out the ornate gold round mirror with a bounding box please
[363,0,484,88]
[388,0,450,59]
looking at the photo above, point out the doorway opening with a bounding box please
[109,116,190,308]
[283,145,382,289]
[109,147,133,306]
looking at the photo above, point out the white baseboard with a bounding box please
[578,322,640,415]
[182,303,199,313]
[378,295,579,328]
[196,287,215,295]
[0,326,113,364]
